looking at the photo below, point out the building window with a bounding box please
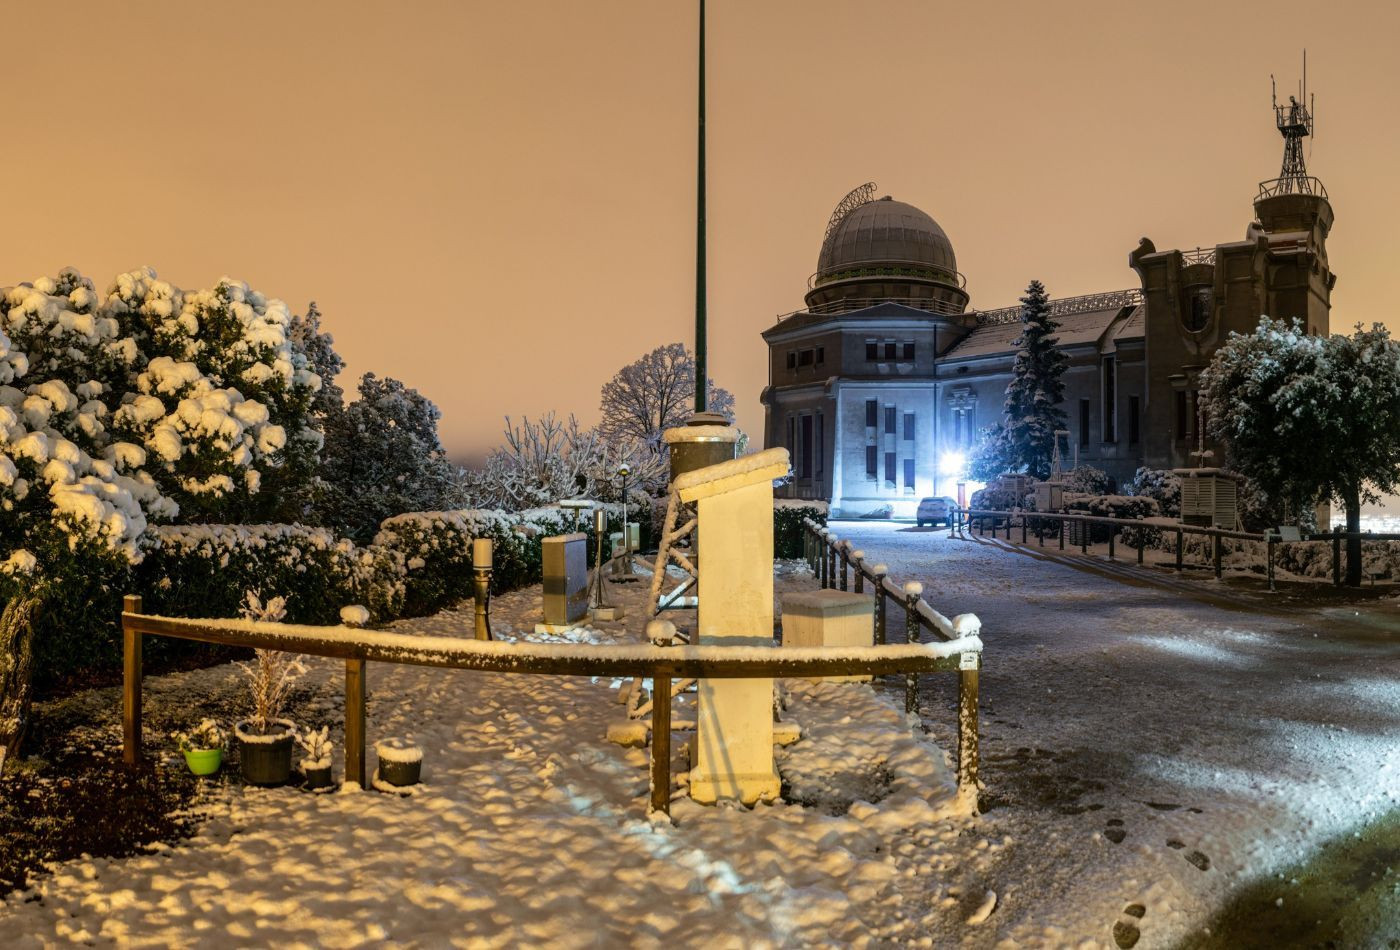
[865,399,878,428]
[903,458,915,492]
[884,341,897,360]
[814,412,824,477]
[815,346,824,365]
[1175,391,1187,442]
[884,406,896,435]
[1079,399,1090,447]
[1128,396,1140,446]
[902,341,915,361]
[884,451,895,486]
[798,349,813,367]
[865,445,877,479]
[865,341,878,361]
[800,414,813,479]
[785,351,795,369]
[1102,356,1117,443]
[903,412,915,441]
[786,415,794,455]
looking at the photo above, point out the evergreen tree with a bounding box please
[288,301,344,420]
[318,373,461,541]
[1201,317,1400,586]
[1000,280,1068,479]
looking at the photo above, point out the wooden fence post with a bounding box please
[958,666,979,793]
[839,543,849,591]
[1267,533,1276,592]
[122,594,143,767]
[1059,516,1065,550]
[1213,533,1223,580]
[1081,518,1088,554]
[1137,530,1145,565]
[1108,526,1115,560]
[904,586,921,717]
[852,551,865,594]
[650,667,672,815]
[819,533,829,588]
[873,567,888,646]
[345,658,367,788]
[827,538,838,591]
[1175,528,1184,570]
[1021,512,1027,545]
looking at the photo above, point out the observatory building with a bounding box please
[761,86,1335,518]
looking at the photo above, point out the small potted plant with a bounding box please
[233,593,306,787]
[375,737,423,788]
[173,719,226,776]
[298,725,334,790]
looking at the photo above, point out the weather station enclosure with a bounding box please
[1176,469,1240,530]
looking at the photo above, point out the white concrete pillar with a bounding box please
[675,448,789,805]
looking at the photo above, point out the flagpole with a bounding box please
[693,0,707,414]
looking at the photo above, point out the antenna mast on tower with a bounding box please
[1266,51,1318,196]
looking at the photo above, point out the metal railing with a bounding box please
[801,520,981,791]
[1258,176,1328,200]
[775,296,968,322]
[973,288,1143,327]
[120,593,978,816]
[951,507,1400,589]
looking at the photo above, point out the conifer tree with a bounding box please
[1000,280,1068,479]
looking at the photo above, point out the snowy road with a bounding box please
[837,521,1400,947]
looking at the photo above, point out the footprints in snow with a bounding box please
[1102,817,1212,868]
[1112,903,1146,949]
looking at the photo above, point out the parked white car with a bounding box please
[916,496,956,527]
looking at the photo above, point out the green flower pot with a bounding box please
[183,748,223,776]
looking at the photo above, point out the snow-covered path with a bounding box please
[841,522,1400,947]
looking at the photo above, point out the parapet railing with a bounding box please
[120,594,981,816]
[951,507,1400,589]
[800,520,981,792]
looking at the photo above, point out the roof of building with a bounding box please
[816,196,957,279]
[944,291,1145,360]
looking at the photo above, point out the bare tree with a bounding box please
[597,343,735,451]
[463,413,667,511]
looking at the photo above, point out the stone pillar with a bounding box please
[676,447,789,805]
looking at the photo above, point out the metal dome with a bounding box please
[815,195,958,282]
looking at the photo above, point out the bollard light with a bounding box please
[472,538,493,641]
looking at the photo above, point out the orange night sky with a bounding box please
[1,0,1397,463]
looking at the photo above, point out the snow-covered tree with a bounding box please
[1201,317,1400,585]
[288,301,344,420]
[318,373,462,541]
[999,281,1068,479]
[597,343,734,452]
[100,268,324,522]
[462,412,666,512]
[0,266,326,770]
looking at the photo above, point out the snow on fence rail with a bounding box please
[800,520,982,794]
[119,594,982,816]
[952,506,1400,588]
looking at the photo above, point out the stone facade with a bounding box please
[761,184,1335,518]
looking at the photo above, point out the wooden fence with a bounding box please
[121,593,982,816]
[800,520,982,788]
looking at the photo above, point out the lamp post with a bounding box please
[615,462,632,577]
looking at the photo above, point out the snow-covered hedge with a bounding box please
[139,524,404,625]
[1063,494,1161,544]
[774,501,828,559]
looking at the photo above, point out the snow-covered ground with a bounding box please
[4,527,1398,947]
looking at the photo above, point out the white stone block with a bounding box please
[780,590,875,682]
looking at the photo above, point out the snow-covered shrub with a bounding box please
[774,501,828,559]
[173,718,226,752]
[235,593,305,735]
[969,484,1024,511]
[1063,494,1160,544]
[1061,465,1114,495]
[1125,467,1181,518]
[139,523,405,626]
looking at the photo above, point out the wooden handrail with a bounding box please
[801,522,983,791]
[121,594,981,816]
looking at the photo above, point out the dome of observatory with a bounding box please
[816,195,958,282]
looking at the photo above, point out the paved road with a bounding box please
[826,521,1400,948]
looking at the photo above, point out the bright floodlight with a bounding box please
[939,451,966,476]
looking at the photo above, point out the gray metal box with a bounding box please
[542,533,589,626]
